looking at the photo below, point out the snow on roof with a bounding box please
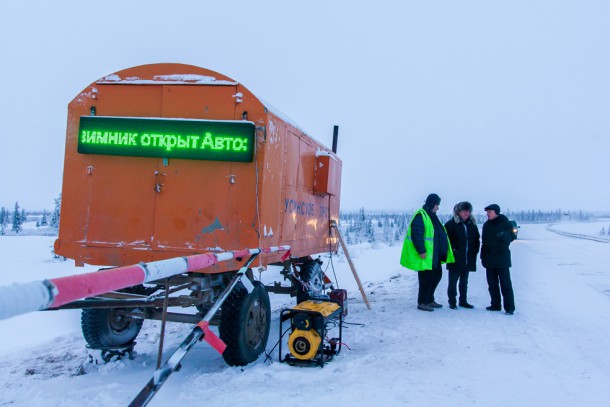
[315,148,338,160]
[259,98,331,150]
[258,98,300,129]
[96,73,237,86]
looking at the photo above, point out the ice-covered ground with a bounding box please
[1,221,610,406]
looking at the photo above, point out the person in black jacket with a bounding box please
[444,201,480,309]
[481,204,516,314]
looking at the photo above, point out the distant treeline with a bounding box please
[0,199,593,243]
[0,195,61,236]
[500,209,590,223]
[338,208,591,246]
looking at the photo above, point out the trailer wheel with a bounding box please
[296,260,325,303]
[81,308,143,348]
[219,281,270,366]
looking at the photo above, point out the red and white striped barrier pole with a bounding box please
[0,246,290,321]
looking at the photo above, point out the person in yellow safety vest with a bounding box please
[400,193,455,312]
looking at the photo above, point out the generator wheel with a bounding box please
[81,308,143,348]
[219,281,270,366]
[296,260,325,303]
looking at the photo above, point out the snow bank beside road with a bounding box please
[547,220,610,242]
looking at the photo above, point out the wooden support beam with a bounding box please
[331,221,372,310]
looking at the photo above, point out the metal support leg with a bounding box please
[129,252,260,407]
[155,279,171,370]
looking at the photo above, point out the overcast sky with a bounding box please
[1,1,609,214]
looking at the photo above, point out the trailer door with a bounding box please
[84,85,162,250]
[150,84,239,251]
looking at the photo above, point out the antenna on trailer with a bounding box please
[332,125,339,153]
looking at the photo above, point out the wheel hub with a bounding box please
[245,300,267,348]
[109,310,131,333]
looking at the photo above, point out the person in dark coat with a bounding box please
[481,204,516,314]
[444,201,480,309]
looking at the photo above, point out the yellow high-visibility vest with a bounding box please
[400,208,454,271]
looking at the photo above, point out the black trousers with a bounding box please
[447,269,470,305]
[417,265,442,305]
[486,267,515,312]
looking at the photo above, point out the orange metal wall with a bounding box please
[55,63,341,273]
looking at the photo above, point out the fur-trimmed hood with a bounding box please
[452,203,477,224]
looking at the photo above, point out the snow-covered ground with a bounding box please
[1,222,610,406]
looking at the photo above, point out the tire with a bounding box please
[81,308,143,348]
[219,281,271,366]
[296,260,325,303]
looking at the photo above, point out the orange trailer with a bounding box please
[55,63,341,274]
[50,63,343,370]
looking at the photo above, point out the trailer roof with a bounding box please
[88,63,330,153]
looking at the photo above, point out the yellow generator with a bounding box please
[279,298,343,367]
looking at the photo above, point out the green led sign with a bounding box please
[78,116,255,162]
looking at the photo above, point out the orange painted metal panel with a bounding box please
[56,63,341,273]
[314,155,342,196]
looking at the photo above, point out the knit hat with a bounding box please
[425,193,441,207]
[484,204,501,214]
[457,201,473,212]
